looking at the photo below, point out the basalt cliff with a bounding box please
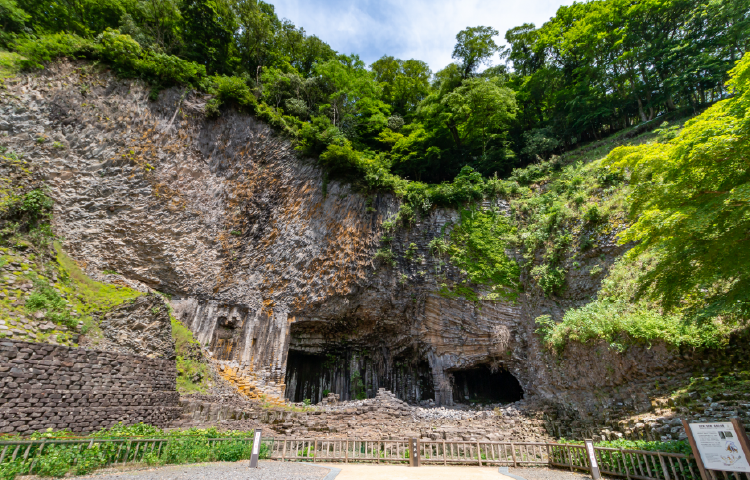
[2,61,748,441]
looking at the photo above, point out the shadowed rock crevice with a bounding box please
[285,320,435,404]
[449,365,524,404]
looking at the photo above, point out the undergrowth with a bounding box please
[0,423,269,480]
[171,315,210,393]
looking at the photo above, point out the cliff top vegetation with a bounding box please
[0,0,748,352]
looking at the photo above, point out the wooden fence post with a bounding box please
[731,418,750,472]
[682,420,709,480]
[477,441,482,466]
[511,442,517,467]
[249,429,262,468]
[409,437,420,467]
[567,446,573,471]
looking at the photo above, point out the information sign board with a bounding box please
[585,439,601,480]
[689,423,750,472]
[249,429,262,468]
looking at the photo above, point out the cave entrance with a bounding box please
[284,351,330,404]
[284,347,435,405]
[451,365,524,404]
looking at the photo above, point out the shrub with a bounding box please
[97,28,141,73]
[212,75,257,112]
[26,284,77,329]
[319,141,365,179]
[13,33,100,69]
[521,127,560,161]
[539,299,730,352]
[373,247,396,267]
[530,263,566,295]
[428,237,450,257]
[583,203,604,224]
[138,51,206,86]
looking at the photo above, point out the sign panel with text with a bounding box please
[689,423,750,472]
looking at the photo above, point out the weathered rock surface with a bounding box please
[96,293,176,359]
[2,61,749,441]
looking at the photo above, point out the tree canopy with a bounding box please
[606,54,750,320]
[1,0,747,182]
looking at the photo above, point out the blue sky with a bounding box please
[268,0,577,72]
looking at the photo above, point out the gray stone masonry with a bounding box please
[0,340,181,434]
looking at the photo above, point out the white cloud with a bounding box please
[268,0,576,72]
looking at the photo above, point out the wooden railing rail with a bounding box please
[2,435,750,480]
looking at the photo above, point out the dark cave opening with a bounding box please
[284,351,330,404]
[450,365,524,404]
[284,348,435,404]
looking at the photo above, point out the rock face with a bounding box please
[3,61,748,439]
[96,294,176,359]
[177,388,550,441]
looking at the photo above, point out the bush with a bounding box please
[212,75,257,112]
[583,203,604,224]
[530,263,566,295]
[13,33,100,69]
[97,28,141,73]
[138,51,206,86]
[539,298,730,352]
[319,141,365,180]
[521,127,560,161]
[26,284,77,329]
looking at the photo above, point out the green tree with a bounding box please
[371,55,431,118]
[606,54,750,317]
[314,54,387,143]
[441,76,516,154]
[0,0,29,45]
[181,0,236,74]
[452,26,502,78]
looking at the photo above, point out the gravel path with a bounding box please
[508,466,591,480]
[71,460,330,480]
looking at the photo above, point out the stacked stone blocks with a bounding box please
[0,340,181,434]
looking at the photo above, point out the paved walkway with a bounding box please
[315,463,515,479]
[71,460,593,480]
[71,461,329,479]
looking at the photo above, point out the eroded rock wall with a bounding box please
[3,62,741,439]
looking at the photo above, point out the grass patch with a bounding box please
[172,316,210,393]
[0,51,23,80]
[54,241,142,314]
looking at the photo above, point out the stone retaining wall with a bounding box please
[0,340,181,434]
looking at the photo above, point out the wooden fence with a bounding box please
[2,436,750,480]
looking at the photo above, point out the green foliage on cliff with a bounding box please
[607,54,750,320]
[535,55,750,352]
[2,0,746,185]
[444,207,520,301]
[1,0,748,355]
[171,315,211,393]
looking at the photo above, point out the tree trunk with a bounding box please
[448,124,461,146]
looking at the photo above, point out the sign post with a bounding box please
[684,419,750,478]
[409,437,420,467]
[584,439,601,480]
[249,428,262,468]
